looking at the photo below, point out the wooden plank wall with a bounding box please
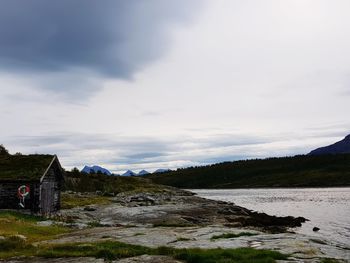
[40,161,62,215]
[0,181,40,212]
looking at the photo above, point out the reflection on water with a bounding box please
[192,188,350,247]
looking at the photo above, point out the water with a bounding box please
[191,188,350,247]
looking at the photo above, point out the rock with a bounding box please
[130,194,156,204]
[13,234,27,241]
[313,227,320,232]
[0,235,5,241]
[37,220,54,226]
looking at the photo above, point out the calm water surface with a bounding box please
[192,188,350,247]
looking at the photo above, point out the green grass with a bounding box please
[0,240,289,263]
[320,259,342,263]
[61,192,112,209]
[0,211,69,242]
[64,171,167,194]
[87,221,105,228]
[211,232,258,240]
[0,236,29,251]
[172,247,288,263]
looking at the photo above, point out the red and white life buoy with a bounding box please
[18,185,30,208]
[18,185,30,198]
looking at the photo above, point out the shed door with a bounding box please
[41,182,54,214]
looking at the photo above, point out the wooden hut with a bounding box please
[0,152,64,215]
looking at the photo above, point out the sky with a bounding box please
[1,0,350,174]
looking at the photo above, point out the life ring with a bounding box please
[18,185,30,198]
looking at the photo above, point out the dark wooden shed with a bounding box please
[0,153,64,215]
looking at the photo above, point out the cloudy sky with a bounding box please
[1,0,350,173]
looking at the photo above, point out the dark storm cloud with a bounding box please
[0,0,201,93]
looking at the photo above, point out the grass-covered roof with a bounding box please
[0,153,54,181]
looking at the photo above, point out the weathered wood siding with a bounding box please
[40,160,62,215]
[0,181,40,212]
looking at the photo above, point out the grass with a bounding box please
[0,240,289,263]
[0,213,305,263]
[60,192,112,209]
[172,247,288,263]
[64,171,167,194]
[211,232,258,240]
[0,153,53,180]
[320,259,342,263]
[0,211,69,242]
[87,221,105,228]
[0,211,283,263]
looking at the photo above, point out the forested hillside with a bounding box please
[148,154,350,188]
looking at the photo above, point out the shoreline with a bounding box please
[1,188,349,262]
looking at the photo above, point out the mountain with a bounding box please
[81,165,112,175]
[138,170,150,176]
[122,170,137,176]
[309,134,350,155]
[153,168,171,174]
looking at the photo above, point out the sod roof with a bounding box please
[0,154,55,181]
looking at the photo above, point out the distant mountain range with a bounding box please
[138,170,150,176]
[309,134,350,155]
[122,170,137,176]
[81,166,167,176]
[81,165,112,175]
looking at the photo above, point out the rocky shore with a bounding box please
[60,188,307,232]
[1,188,349,262]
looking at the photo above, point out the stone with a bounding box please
[37,220,54,226]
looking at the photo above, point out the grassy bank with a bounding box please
[0,211,69,242]
[0,239,289,263]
